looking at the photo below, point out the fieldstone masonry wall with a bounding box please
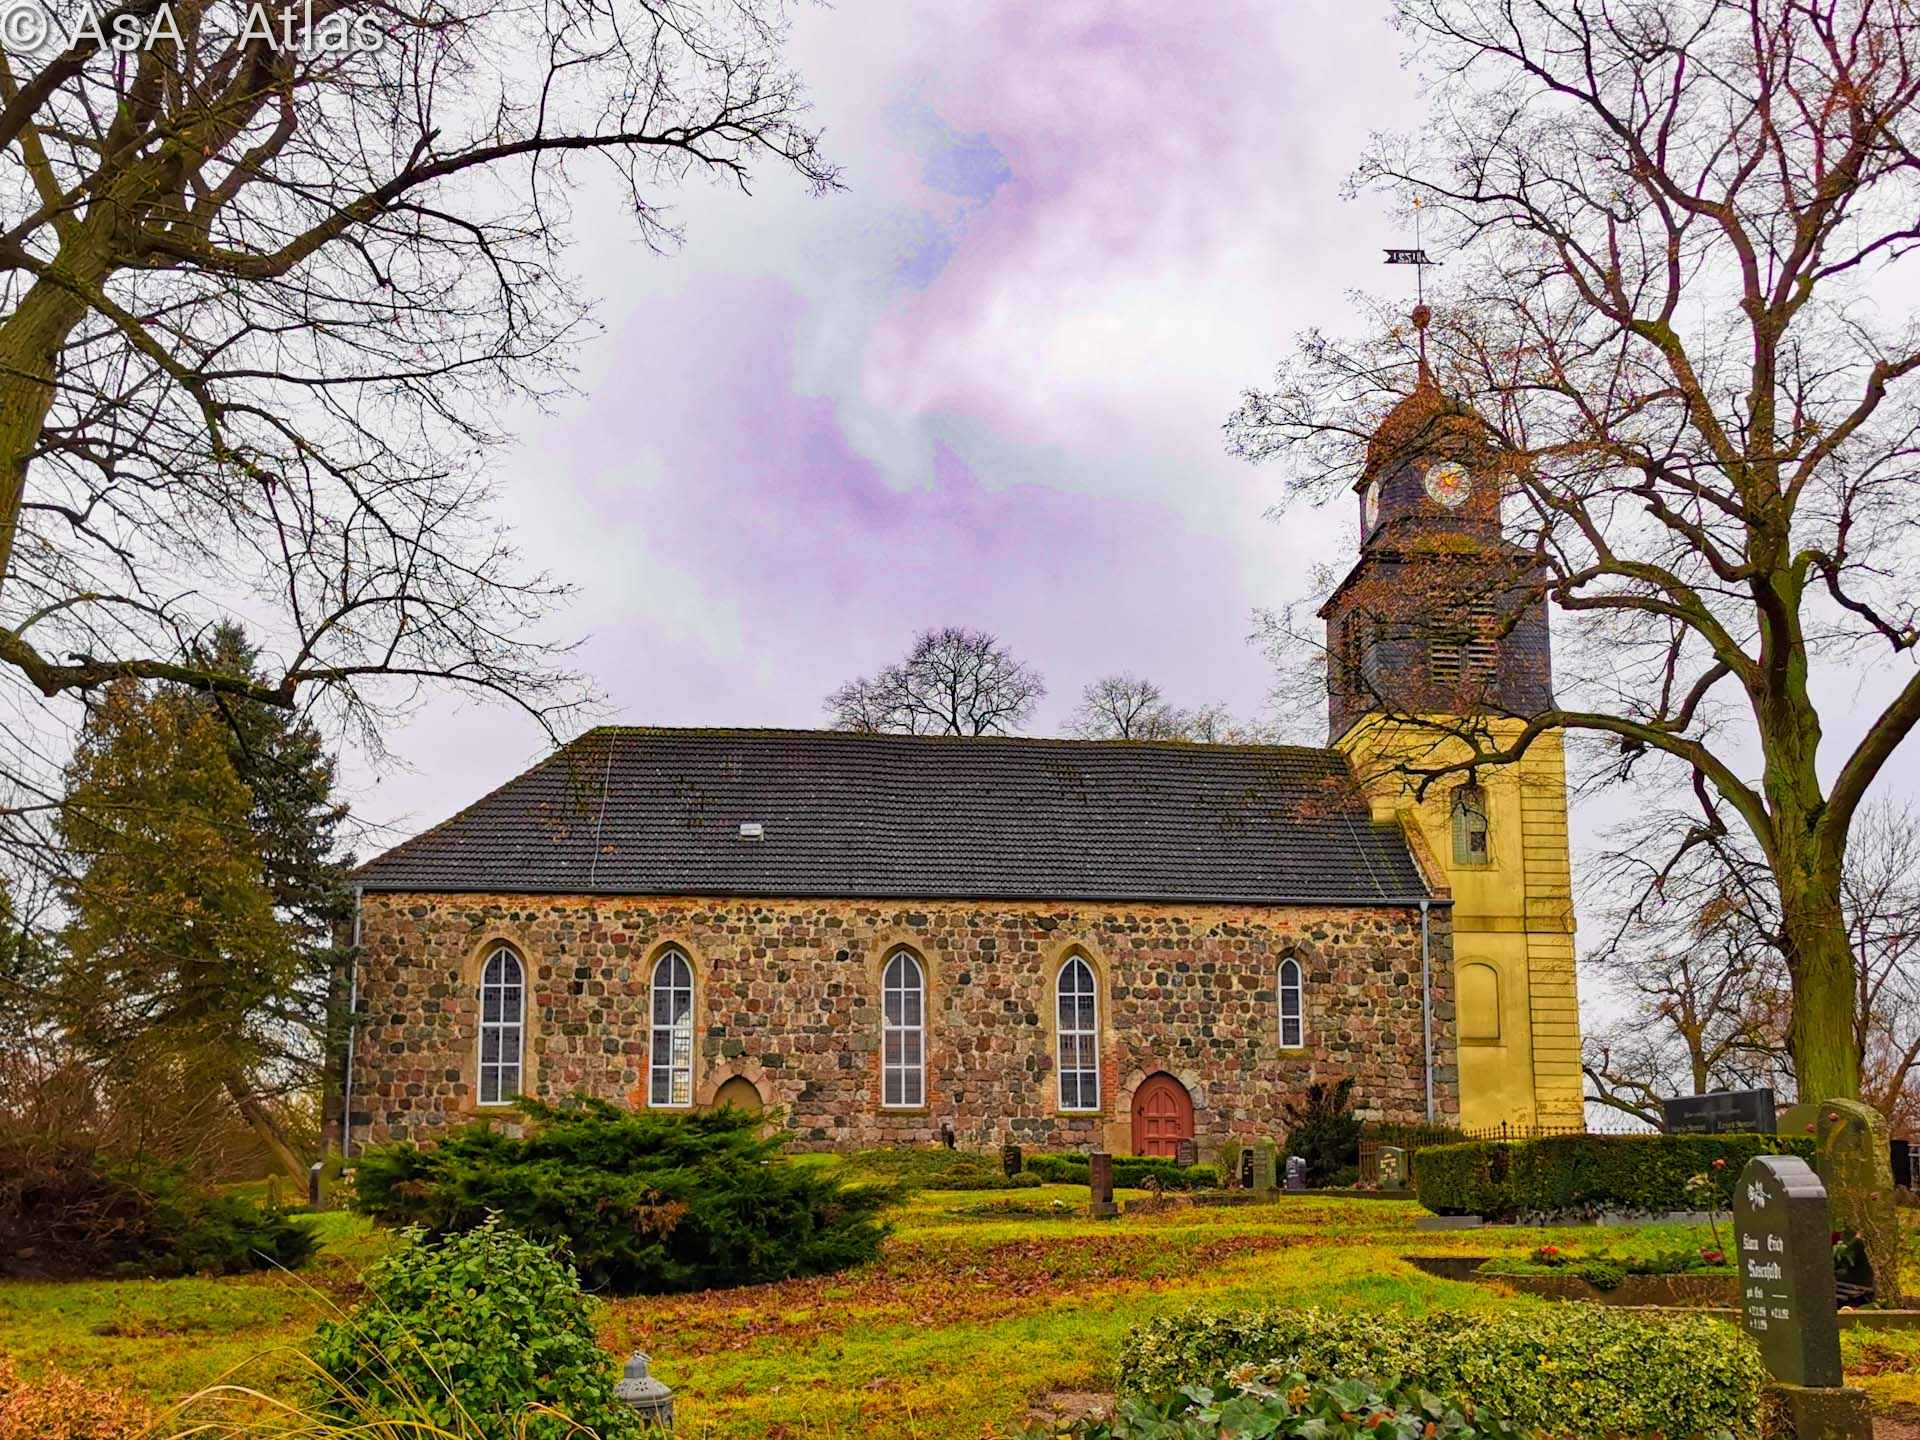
[350,892,1458,1151]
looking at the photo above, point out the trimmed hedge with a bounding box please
[1023,1371,1523,1440]
[1118,1305,1766,1440]
[1024,1154,1221,1191]
[844,1148,1040,1192]
[1414,1131,1817,1218]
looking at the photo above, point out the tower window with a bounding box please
[1464,595,1499,682]
[1339,614,1377,695]
[1451,783,1491,864]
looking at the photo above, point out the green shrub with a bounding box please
[1023,1154,1220,1191]
[1118,1305,1765,1440]
[350,1097,891,1294]
[0,1142,315,1279]
[1282,1079,1362,1185]
[311,1217,640,1440]
[1576,1258,1626,1291]
[845,1148,1039,1191]
[1414,1132,1817,1218]
[1021,1372,1523,1440]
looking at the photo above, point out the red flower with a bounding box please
[1711,1158,1727,1171]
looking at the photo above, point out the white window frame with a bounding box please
[881,949,925,1109]
[649,949,695,1108]
[1451,783,1492,865]
[477,945,525,1106]
[1056,956,1101,1111]
[1279,956,1305,1049]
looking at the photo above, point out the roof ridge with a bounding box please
[580,723,1334,760]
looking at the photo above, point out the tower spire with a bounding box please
[1385,195,1439,385]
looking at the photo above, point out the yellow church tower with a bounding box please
[1318,333,1583,1130]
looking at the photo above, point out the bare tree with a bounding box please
[1067,672,1276,744]
[1582,796,1920,1128]
[1229,0,1920,1102]
[1068,674,1180,740]
[1582,805,1792,1127]
[0,0,835,858]
[826,627,1045,737]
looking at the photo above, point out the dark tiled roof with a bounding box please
[353,727,1432,905]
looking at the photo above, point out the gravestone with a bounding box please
[1890,1138,1912,1192]
[1377,1145,1408,1192]
[307,1160,325,1210]
[1734,1155,1872,1439]
[1248,1140,1278,1194]
[1001,1143,1023,1179]
[1228,1144,1259,1190]
[1174,1138,1198,1169]
[939,1121,956,1150]
[1284,1155,1307,1192]
[1663,1086,1776,1135]
[1088,1150,1118,1219]
[1814,1099,1902,1306]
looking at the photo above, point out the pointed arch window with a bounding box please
[477,945,524,1106]
[1056,956,1100,1110]
[1278,956,1305,1049]
[649,949,695,1107]
[1451,783,1491,865]
[882,949,925,1108]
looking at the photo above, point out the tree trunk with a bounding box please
[223,1073,310,1187]
[1781,872,1863,1104]
[0,269,95,590]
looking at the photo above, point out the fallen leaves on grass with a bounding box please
[602,1230,1306,1358]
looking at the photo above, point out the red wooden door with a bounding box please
[1130,1073,1194,1157]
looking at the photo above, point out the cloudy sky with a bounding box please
[348,1,1435,842]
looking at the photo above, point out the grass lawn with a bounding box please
[4,1183,1918,1437]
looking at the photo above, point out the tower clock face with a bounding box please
[1423,461,1473,509]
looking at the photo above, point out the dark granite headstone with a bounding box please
[1734,1154,1841,1387]
[1664,1087,1776,1135]
[1377,1145,1408,1191]
[1238,1145,1254,1190]
[940,1121,956,1150]
[1891,1138,1912,1192]
[1002,1143,1023,1178]
[1284,1155,1307,1192]
[307,1161,325,1210]
[1088,1150,1118,1219]
[1174,1138,1198,1169]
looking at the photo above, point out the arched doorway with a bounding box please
[1130,1073,1194,1157]
[713,1076,763,1114]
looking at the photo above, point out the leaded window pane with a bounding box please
[881,950,925,1110]
[649,950,695,1106]
[1056,957,1099,1110]
[477,947,526,1107]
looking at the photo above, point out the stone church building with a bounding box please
[345,373,1583,1157]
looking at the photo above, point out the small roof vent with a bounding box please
[738,821,765,840]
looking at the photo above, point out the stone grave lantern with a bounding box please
[615,1352,674,1431]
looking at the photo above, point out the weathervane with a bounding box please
[1384,195,1440,372]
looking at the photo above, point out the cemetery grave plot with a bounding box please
[2,1162,1918,1438]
